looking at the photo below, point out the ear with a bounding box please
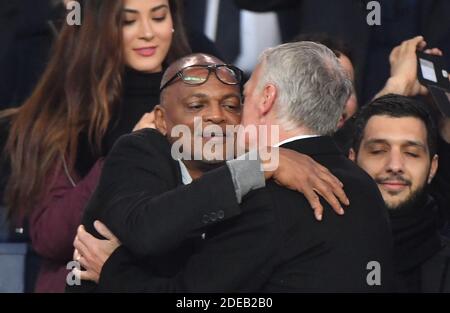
[348,148,356,161]
[337,115,345,130]
[154,105,168,136]
[428,154,439,184]
[259,84,277,119]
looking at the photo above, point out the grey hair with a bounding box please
[257,41,353,135]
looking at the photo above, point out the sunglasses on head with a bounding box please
[160,64,244,91]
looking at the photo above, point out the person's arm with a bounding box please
[374,36,443,99]
[87,130,347,258]
[87,130,243,258]
[29,159,103,262]
[80,192,281,292]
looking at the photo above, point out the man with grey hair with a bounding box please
[241,41,352,141]
[75,43,396,292]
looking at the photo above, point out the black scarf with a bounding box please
[389,194,442,274]
[75,68,163,177]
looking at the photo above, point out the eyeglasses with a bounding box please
[160,64,244,91]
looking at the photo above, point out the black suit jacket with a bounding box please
[92,134,396,292]
[67,129,242,292]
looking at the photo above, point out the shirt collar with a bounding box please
[177,160,193,185]
[274,134,319,147]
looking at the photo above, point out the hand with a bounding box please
[73,221,121,283]
[376,36,443,98]
[133,111,156,132]
[389,35,428,96]
[262,147,349,221]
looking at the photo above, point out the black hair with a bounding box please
[352,94,438,157]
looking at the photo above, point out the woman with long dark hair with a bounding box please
[1,0,191,292]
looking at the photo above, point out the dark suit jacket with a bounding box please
[67,129,242,292]
[89,133,396,292]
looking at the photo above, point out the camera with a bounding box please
[417,50,450,117]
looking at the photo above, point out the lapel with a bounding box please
[145,128,184,186]
[172,159,183,186]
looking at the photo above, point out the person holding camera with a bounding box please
[374,36,450,234]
